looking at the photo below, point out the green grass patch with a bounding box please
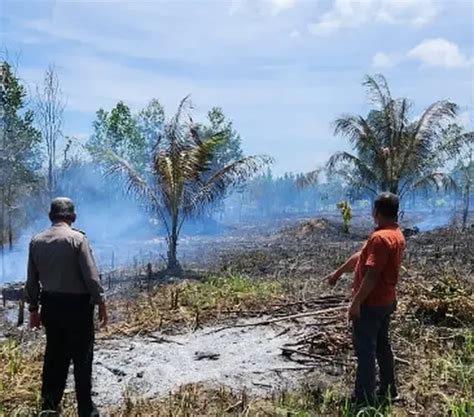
[110,274,287,335]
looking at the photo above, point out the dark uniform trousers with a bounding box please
[40,292,97,417]
[352,302,397,404]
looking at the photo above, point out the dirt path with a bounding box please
[91,321,310,406]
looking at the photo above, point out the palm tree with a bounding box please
[443,125,473,229]
[327,74,458,199]
[102,97,272,274]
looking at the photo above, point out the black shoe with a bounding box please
[78,402,100,417]
[350,394,376,409]
[40,399,60,416]
[376,390,402,404]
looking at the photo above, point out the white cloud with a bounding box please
[372,52,397,68]
[308,0,439,35]
[18,1,301,66]
[376,0,438,26]
[6,0,472,175]
[269,0,297,14]
[230,0,296,16]
[408,38,473,69]
[289,29,300,38]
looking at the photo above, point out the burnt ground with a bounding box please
[2,214,471,335]
[1,214,473,416]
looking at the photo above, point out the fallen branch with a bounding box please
[225,400,243,413]
[281,346,351,366]
[271,366,322,372]
[394,356,411,366]
[209,305,346,334]
[270,295,347,309]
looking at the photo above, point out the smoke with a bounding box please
[1,164,159,285]
[0,165,468,286]
[412,213,453,232]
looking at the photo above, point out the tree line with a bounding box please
[0,59,472,273]
[0,60,269,273]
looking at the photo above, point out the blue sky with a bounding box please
[1,0,473,174]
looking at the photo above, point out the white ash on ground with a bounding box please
[89,321,324,407]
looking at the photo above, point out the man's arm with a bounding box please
[25,242,40,309]
[324,251,361,286]
[78,237,108,326]
[25,242,41,329]
[78,237,104,303]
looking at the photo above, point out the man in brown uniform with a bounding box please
[25,197,107,417]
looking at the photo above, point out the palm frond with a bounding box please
[402,172,457,198]
[393,98,411,143]
[185,155,273,214]
[327,151,378,187]
[397,100,458,180]
[296,168,322,189]
[101,149,170,233]
[334,114,377,145]
[413,100,458,142]
[154,153,176,209]
[363,74,392,109]
[185,133,226,180]
[170,95,192,135]
[161,95,193,157]
[333,114,388,169]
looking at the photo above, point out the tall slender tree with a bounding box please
[0,61,41,257]
[36,65,65,198]
[443,124,474,229]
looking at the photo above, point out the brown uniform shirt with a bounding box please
[26,222,104,305]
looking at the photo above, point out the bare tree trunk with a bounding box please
[462,183,469,230]
[167,211,182,275]
[37,65,64,199]
[5,186,13,250]
[0,191,5,281]
[239,192,244,223]
[8,206,12,250]
[48,161,54,200]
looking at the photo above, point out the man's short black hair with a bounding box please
[49,197,75,222]
[374,192,399,219]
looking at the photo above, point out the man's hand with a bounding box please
[348,300,361,321]
[324,271,341,287]
[29,310,41,329]
[98,302,108,328]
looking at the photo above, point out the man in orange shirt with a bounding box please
[325,192,405,406]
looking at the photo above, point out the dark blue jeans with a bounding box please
[352,302,397,404]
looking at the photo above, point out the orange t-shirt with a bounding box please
[353,224,406,306]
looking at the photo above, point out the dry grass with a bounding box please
[407,276,474,327]
[0,340,42,416]
[1,269,472,416]
[390,274,474,417]
[107,274,288,336]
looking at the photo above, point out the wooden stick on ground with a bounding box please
[281,346,351,366]
[209,305,346,334]
[271,366,322,372]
